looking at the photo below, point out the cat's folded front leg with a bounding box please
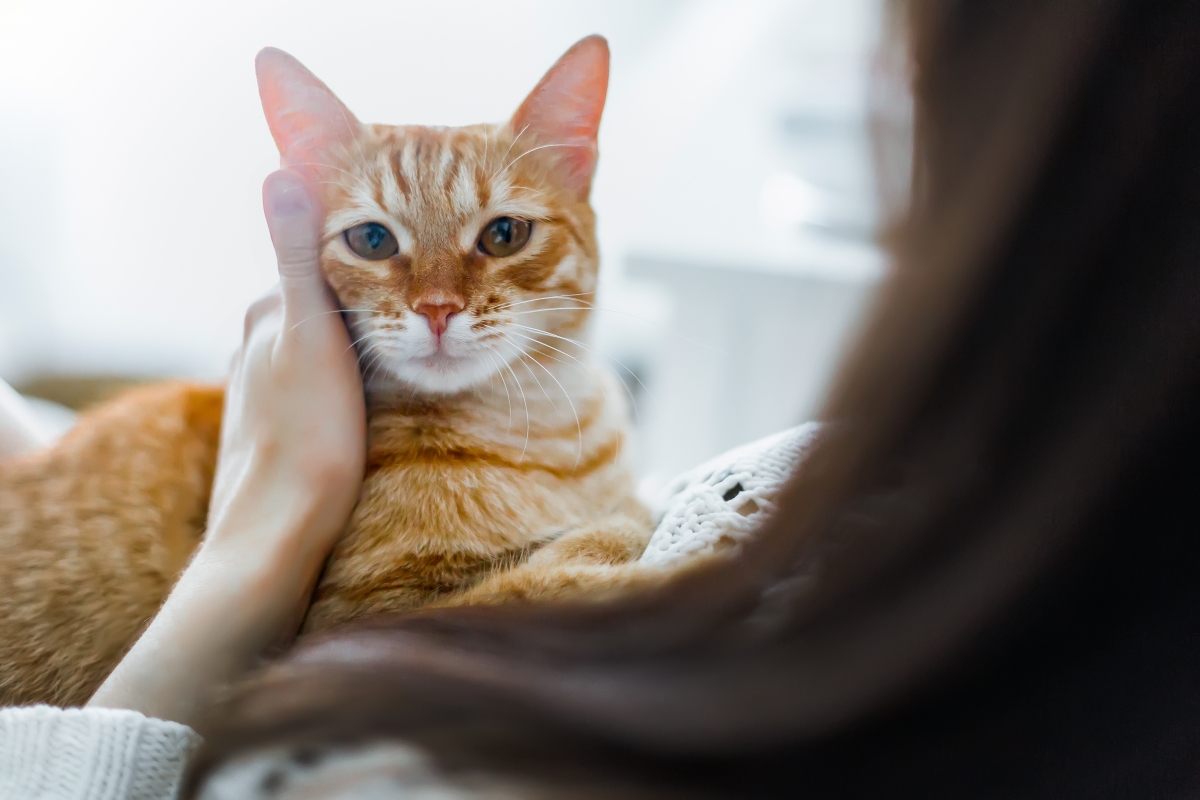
[525,508,653,568]
[434,507,657,608]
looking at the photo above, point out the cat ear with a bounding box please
[511,35,609,197]
[255,47,361,174]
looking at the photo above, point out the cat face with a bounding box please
[255,38,609,394]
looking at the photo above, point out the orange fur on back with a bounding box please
[0,38,655,707]
[0,384,223,705]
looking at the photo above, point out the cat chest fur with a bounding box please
[302,384,638,631]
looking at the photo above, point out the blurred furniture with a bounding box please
[628,253,876,481]
[17,375,149,412]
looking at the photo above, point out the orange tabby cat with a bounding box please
[0,36,653,708]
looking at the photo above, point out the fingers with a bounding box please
[243,288,282,341]
[262,169,334,326]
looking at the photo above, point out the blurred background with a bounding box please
[0,0,890,484]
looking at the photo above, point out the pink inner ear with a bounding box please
[256,47,361,176]
[511,36,610,196]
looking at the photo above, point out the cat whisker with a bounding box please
[278,180,350,188]
[508,308,727,355]
[344,327,383,357]
[495,184,548,206]
[284,161,360,180]
[502,350,532,463]
[350,330,399,392]
[503,307,597,316]
[330,131,370,180]
[493,293,594,311]
[480,344,514,434]
[358,339,390,390]
[503,330,641,427]
[515,351,558,414]
[489,124,530,183]
[289,308,383,333]
[517,347,582,472]
[363,338,392,381]
[494,142,590,184]
[508,323,650,397]
[362,353,384,389]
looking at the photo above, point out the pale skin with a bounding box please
[80,169,366,726]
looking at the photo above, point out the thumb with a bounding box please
[262,169,334,325]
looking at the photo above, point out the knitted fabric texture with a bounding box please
[0,705,200,800]
[640,423,821,566]
[198,741,491,800]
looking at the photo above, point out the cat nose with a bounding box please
[413,299,465,338]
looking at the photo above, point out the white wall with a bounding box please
[630,258,873,481]
[0,0,687,379]
[614,0,887,480]
[0,0,889,478]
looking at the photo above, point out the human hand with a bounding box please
[203,166,366,609]
[88,170,365,725]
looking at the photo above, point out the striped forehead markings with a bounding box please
[335,127,564,253]
[379,153,408,216]
[451,160,480,217]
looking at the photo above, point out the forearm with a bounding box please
[86,168,363,730]
[88,535,318,726]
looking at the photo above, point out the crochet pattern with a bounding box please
[640,423,822,567]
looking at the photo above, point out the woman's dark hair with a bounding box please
[188,1,1200,795]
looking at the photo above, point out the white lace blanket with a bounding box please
[639,423,822,566]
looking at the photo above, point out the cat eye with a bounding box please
[344,222,399,260]
[478,217,532,258]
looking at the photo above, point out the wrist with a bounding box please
[203,503,330,581]
[88,565,302,725]
[187,536,322,643]
[88,521,327,725]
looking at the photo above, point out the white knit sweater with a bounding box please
[0,425,817,799]
[0,706,199,800]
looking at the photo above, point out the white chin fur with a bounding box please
[353,312,516,396]
[386,351,502,394]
